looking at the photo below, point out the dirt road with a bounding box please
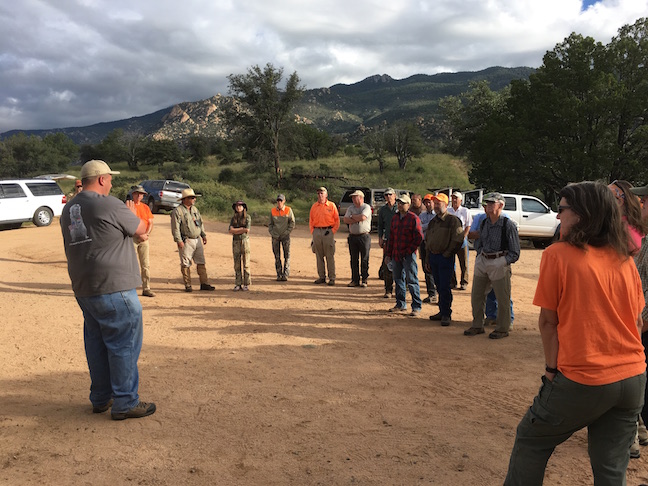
[1,215,647,485]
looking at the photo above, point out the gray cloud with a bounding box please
[0,0,646,133]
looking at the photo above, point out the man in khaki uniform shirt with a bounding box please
[171,188,215,292]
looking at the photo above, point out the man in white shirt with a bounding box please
[447,192,472,291]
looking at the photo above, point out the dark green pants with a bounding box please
[505,371,645,486]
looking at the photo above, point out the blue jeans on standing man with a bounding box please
[392,252,422,311]
[75,289,143,414]
[428,252,454,318]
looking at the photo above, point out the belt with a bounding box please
[184,236,199,240]
[315,226,333,229]
[349,232,370,236]
[482,251,507,259]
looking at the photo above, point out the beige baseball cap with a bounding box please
[80,160,120,179]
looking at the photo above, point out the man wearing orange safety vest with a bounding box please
[268,194,295,281]
[309,186,340,285]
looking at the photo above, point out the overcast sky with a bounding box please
[0,0,645,134]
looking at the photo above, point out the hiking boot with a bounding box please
[184,286,193,293]
[389,306,407,313]
[441,316,451,327]
[429,312,442,321]
[200,283,215,291]
[111,401,156,421]
[314,278,326,284]
[280,275,288,281]
[409,309,421,317]
[464,327,485,336]
[327,280,336,286]
[92,399,113,414]
[360,280,368,288]
[347,281,360,287]
[459,284,467,291]
[489,330,509,339]
[276,276,282,281]
[142,289,155,297]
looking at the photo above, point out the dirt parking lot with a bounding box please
[1,214,647,485]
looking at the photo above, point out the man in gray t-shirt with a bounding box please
[343,190,372,287]
[60,160,156,421]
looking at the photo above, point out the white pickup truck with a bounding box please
[461,189,560,248]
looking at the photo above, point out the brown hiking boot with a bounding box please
[111,401,156,421]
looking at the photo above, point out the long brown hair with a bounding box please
[232,204,247,227]
[559,181,629,258]
[610,179,648,235]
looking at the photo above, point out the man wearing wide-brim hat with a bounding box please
[130,185,155,297]
[171,188,215,292]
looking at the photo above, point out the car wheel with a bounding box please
[148,198,156,214]
[33,207,53,227]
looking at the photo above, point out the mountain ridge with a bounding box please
[1,66,535,145]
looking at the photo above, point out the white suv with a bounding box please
[0,179,67,229]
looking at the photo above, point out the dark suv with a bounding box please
[136,180,190,213]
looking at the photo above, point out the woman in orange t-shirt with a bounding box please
[505,181,646,486]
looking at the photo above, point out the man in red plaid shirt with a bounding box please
[385,194,424,317]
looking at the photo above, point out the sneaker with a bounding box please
[464,327,485,336]
[441,316,451,327]
[111,401,156,421]
[409,309,421,317]
[327,280,336,286]
[422,296,431,304]
[347,281,360,287]
[142,289,155,297]
[383,292,393,299]
[241,285,249,291]
[233,285,241,291]
[92,399,113,414]
[185,286,193,293]
[389,306,407,313]
[360,281,368,288]
[314,278,326,284]
[200,283,215,291]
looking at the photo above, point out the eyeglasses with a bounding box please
[610,180,625,200]
[557,205,571,214]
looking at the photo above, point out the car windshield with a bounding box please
[165,181,190,191]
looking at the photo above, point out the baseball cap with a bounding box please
[483,192,505,203]
[433,193,449,204]
[80,160,120,179]
[383,187,395,196]
[451,191,463,200]
[423,193,434,201]
[350,189,365,197]
[317,186,327,193]
[277,194,286,201]
[396,194,411,205]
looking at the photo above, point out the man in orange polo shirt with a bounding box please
[130,186,155,297]
[309,187,340,285]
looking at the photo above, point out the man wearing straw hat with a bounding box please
[171,187,215,292]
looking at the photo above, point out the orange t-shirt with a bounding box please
[533,242,645,385]
[133,202,153,230]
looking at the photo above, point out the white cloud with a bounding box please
[0,0,646,133]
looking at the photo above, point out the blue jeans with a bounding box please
[392,253,422,311]
[428,253,454,317]
[485,289,515,322]
[76,289,143,413]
